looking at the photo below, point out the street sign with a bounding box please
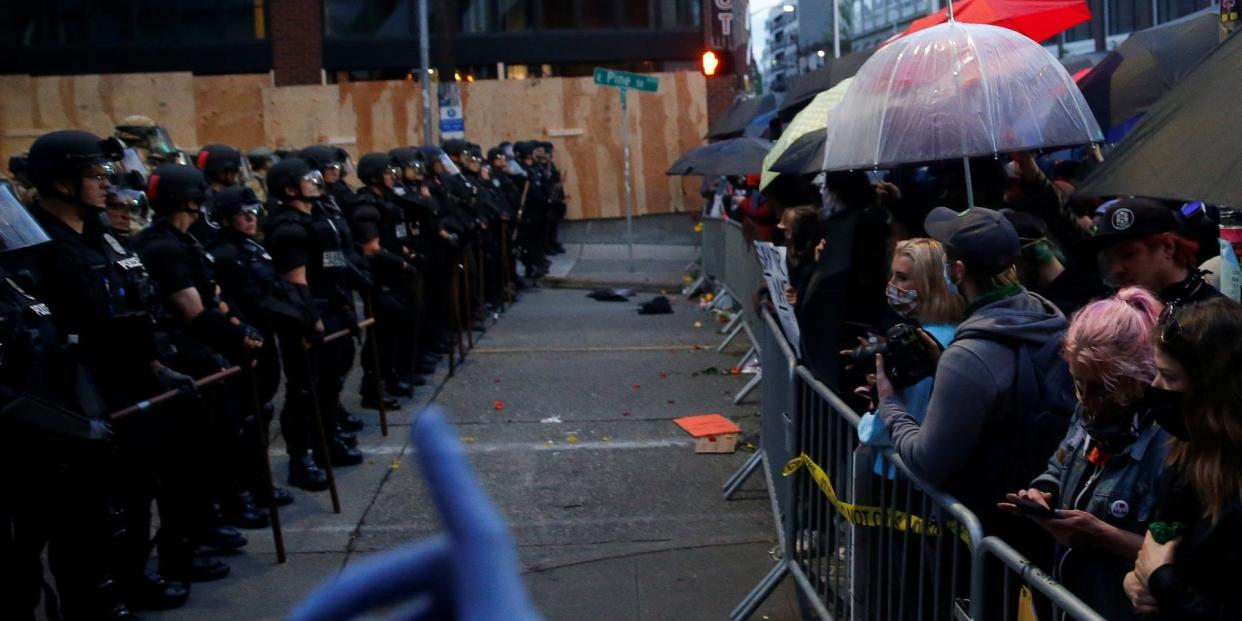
[593,68,660,93]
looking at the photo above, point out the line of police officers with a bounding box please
[0,128,567,619]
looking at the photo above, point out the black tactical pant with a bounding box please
[361,284,415,397]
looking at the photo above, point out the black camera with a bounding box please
[849,323,942,388]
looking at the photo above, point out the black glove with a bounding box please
[154,365,197,397]
[239,322,264,346]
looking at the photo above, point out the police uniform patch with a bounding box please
[1111,208,1135,231]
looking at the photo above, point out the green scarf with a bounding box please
[962,284,1024,320]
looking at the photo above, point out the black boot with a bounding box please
[62,579,134,621]
[271,487,294,506]
[195,525,247,551]
[223,491,270,530]
[288,454,330,492]
[319,437,363,467]
[337,430,358,448]
[386,379,414,398]
[336,405,365,432]
[121,572,189,611]
[360,394,400,410]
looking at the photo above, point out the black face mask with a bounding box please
[771,228,786,245]
[1084,414,1139,454]
[1142,386,1188,441]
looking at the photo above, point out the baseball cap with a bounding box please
[924,206,1020,276]
[1083,197,1179,250]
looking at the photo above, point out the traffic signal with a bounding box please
[700,49,734,77]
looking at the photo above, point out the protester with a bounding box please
[1124,299,1242,619]
[777,205,820,307]
[1004,209,1108,317]
[1087,198,1223,307]
[1002,287,1170,619]
[874,206,1072,542]
[857,238,962,477]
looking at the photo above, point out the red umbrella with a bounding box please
[901,0,1091,43]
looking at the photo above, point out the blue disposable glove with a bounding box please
[289,407,542,621]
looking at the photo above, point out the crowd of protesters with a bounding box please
[0,119,568,620]
[718,145,1242,618]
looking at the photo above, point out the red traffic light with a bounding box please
[700,49,733,77]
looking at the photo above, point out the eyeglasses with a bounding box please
[1159,303,1186,347]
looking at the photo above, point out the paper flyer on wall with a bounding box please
[754,241,801,356]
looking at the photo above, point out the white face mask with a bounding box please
[886,282,920,317]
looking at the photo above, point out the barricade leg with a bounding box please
[719,308,744,335]
[736,346,756,370]
[734,372,762,404]
[718,317,746,352]
[722,451,763,500]
[730,561,791,621]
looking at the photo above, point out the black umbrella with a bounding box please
[769,130,826,176]
[1075,28,1242,204]
[666,137,774,177]
[1077,8,1219,131]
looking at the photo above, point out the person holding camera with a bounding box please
[1124,298,1242,619]
[1001,287,1171,619]
[874,206,1073,540]
[856,238,962,476]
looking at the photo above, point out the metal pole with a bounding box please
[418,0,433,145]
[833,0,841,58]
[621,87,634,272]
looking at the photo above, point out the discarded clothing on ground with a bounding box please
[638,296,673,315]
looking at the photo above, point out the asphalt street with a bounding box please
[127,283,798,620]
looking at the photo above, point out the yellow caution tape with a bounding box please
[783,453,972,547]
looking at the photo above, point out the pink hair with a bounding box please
[1063,287,1163,390]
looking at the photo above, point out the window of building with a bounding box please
[1107,0,1139,35]
[623,0,652,28]
[655,0,701,28]
[461,0,495,33]
[542,0,577,29]
[324,0,411,38]
[1,0,264,47]
[582,1,619,28]
[498,0,533,31]
[1157,0,1213,22]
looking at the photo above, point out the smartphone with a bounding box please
[1014,498,1061,520]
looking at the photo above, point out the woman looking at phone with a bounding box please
[1001,287,1171,619]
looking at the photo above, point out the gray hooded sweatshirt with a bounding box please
[877,289,1067,507]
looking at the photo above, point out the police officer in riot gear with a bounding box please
[206,186,301,508]
[22,129,203,615]
[349,153,424,401]
[515,141,551,279]
[263,158,364,488]
[191,144,246,242]
[136,164,273,537]
[0,179,141,620]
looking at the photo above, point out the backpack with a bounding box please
[996,329,1077,492]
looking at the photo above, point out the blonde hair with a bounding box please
[894,238,964,324]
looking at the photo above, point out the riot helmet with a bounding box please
[299,145,354,183]
[421,146,460,176]
[267,157,325,204]
[356,152,399,188]
[389,147,426,180]
[211,185,264,224]
[195,144,245,186]
[0,180,50,252]
[27,130,125,209]
[147,164,209,218]
[247,146,278,173]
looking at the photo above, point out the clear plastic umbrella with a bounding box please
[822,21,1101,204]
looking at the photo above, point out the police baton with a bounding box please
[243,364,287,564]
[109,366,243,421]
[299,340,342,515]
[360,294,390,437]
[462,244,475,350]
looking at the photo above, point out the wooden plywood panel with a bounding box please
[338,79,425,158]
[0,72,198,157]
[262,84,348,151]
[195,74,268,151]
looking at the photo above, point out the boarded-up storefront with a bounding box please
[0,71,708,220]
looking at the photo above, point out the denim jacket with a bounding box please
[1030,408,1172,619]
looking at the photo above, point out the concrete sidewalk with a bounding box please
[545,243,698,291]
[127,288,798,620]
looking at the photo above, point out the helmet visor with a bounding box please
[120,148,149,180]
[437,153,461,176]
[300,169,325,198]
[0,182,51,252]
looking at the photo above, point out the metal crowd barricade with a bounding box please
[696,221,1107,620]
